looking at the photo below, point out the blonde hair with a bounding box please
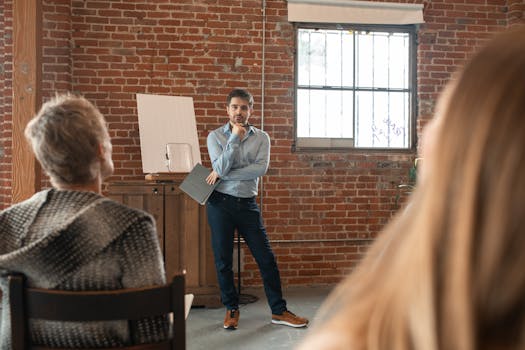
[25,94,111,187]
[307,26,525,350]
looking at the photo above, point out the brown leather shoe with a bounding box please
[223,308,240,329]
[271,310,309,328]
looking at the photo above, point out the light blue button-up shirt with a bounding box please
[207,123,270,198]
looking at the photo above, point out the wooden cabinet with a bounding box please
[108,180,220,307]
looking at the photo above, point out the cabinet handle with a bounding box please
[153,188,159,194]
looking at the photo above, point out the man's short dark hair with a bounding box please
[226,88,254,107]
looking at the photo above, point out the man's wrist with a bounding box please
[228,134,241,143]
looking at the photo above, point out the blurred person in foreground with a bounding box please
[0,94,169,348]
[297,26,525,350]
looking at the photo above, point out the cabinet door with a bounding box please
[164,184,184,286]
[107,184,164,251]
[108,181,219,305]
[164,184,217,289]
[164,184,196,283]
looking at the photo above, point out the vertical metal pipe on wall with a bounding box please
[259,0,266,209]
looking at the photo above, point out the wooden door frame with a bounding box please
[12,0,42,203]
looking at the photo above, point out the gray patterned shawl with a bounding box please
[0,189,170,348]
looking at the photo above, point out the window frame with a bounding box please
[293,23,418,152]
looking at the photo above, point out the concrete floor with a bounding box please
[186,286,333,350]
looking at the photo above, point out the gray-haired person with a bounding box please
[0,94,169,348]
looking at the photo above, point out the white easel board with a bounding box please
[136,93,201,173]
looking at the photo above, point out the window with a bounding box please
[295,25,416,150]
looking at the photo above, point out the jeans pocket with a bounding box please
[207,191,219,205]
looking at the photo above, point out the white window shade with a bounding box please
[288,0,424,25]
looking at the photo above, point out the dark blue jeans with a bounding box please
[206,191,287,314]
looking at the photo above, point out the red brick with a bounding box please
[1,0,518,287]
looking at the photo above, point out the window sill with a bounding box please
[293,138,415,153]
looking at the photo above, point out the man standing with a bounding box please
[205,88,308,330]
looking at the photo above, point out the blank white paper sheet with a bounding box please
[136,93,202,173]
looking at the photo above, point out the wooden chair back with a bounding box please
[7,273,186,350]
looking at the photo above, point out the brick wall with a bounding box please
[42,0,73,96]
[508,0,525,25]
[0,0,4,189]
[1,0,522,287]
